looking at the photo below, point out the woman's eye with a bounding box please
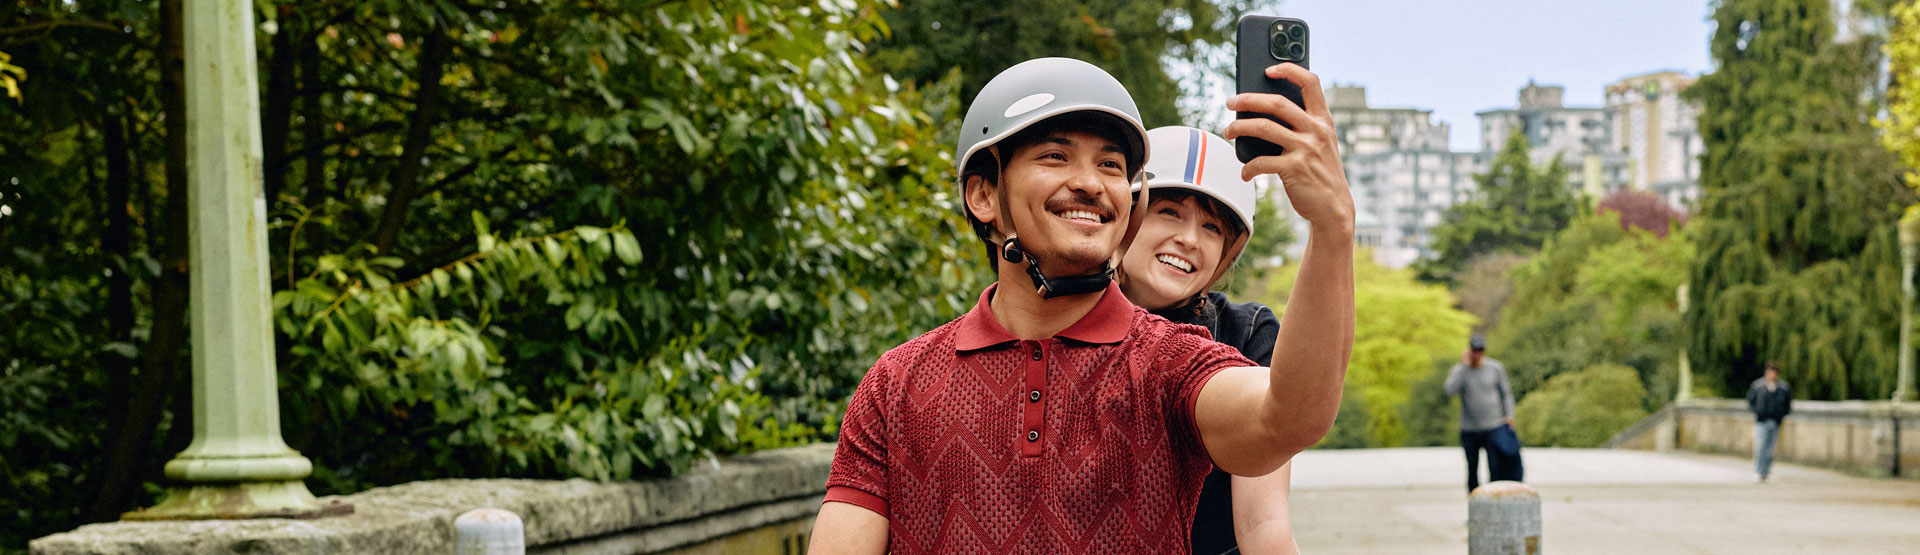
[1158,208,1180,217]
[1203,223,1223,235]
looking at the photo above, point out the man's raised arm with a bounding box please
[1199,62,1356,477]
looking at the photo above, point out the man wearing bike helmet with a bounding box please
[1119,126,1296,555]
[812,58,1353,555]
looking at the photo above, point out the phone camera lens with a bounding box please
[1289,43,1305,58]
[1288,25,1304,40]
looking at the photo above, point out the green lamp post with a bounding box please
[125,0,345,519]
[1897,210,1917,403]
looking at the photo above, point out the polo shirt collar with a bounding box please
[955,280,1134,351]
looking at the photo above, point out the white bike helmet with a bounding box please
[954,57,1153,298]
[1136,126,1257,286]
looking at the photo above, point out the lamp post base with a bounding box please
[122,481,353,521]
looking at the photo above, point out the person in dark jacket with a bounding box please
[1117,126,1295,555]
[1746,361,1793,483]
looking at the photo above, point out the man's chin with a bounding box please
[1038,252,1112,277]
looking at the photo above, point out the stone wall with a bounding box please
[30,443,834,554]
[1608,399,1920,479]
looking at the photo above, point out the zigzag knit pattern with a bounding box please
[827,299,1250,555]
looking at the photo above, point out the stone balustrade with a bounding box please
[31,443,834,554]
[1608,398,1920,479]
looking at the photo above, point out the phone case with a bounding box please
[1235,15,1310,164]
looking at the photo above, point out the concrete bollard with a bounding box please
[456,508,525,555]
[1468,481,1540,554]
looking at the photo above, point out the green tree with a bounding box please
[0,0,979,548]
[1398,358,1465,447]
[1492,210,1693,408]
[866,0,1250,128]
[1452,252,1529,336]
[1417,130,1579,283]
[1879,0,1920,203]
[1685,0,1916,400]
[1261,249,1476,447]
[1512,363,1648,448]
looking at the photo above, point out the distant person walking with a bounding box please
[1443,334,1519,493]
[1746,362,1792,483]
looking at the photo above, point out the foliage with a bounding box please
[866,0,1252,128]
[1416,130,1579,284]
[1261,249,1476,448]
[1512,364,1648,448]
[1219,179,1295,294]
[1398,359,1464,447]
[0,0,980,548]
[1685,0,1916,400]
[1879,0,1920,202]
[1491,212,1693,409]
[1452,252,1530,336]
[0,50,22,103]
[1594,189,1687,238]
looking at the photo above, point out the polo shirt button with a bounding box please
[1027,430,1040,442]
[1031,349,1042,361]
[1029,390,1042,402]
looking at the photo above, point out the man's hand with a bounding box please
[1223,63,1353,232]
[1503,416,1514,427]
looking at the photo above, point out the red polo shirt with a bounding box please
[824,281,1254,554]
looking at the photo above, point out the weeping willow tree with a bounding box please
[1685,0,1916,400]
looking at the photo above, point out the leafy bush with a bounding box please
[1492,212,1691,411]
[1398,359,1464,447]
[1513,364,1649,447]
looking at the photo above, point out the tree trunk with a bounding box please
[260,10,297,203]
[370,23,450,255]
[102,113,136,428]
[300,28,330,255]
[84,0,192,524]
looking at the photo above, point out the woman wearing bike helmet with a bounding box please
[1120,126,1296,555]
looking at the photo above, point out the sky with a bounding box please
[1201,0,1718,152]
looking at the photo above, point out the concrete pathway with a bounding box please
[1287,448,1920,554]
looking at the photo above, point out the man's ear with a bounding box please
[964,174,1000,228]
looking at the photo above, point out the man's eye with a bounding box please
[1042,152,1067,161]
[1100,159,1123,169]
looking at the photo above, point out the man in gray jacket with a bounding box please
[1444,334,1517,493]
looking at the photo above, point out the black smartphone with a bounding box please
[1235,15,1309,163]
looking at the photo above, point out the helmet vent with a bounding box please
[1003,93,1056,118]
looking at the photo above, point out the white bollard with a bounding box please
[1468,481,1540,554]
[456,508,525,555]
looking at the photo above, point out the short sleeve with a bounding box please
[1156,324,1257,457]
[824,359,893,516]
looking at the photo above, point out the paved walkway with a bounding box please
[1288,448,1920,554]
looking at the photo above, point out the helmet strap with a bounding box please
[1002,236,1114,299]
